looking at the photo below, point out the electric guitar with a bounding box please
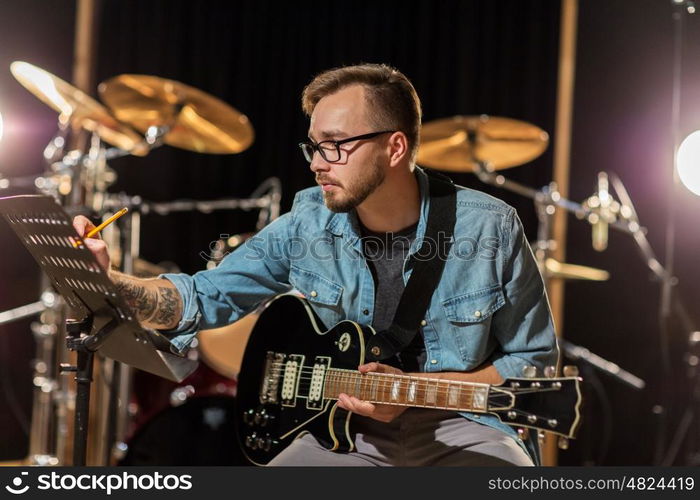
[235,294,582,465]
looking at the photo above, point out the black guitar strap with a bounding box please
[366,170,457,361]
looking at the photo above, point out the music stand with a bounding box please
[0,194,198,465]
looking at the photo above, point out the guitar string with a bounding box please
[266,364,563,396]
[259,368,566,426]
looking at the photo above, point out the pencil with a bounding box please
[86,207,129,238]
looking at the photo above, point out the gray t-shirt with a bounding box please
[360,221,426,372]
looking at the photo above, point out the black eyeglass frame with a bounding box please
[298,130,396,163]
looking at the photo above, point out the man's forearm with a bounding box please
[110,271,183,330]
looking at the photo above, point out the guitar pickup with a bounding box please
[281,354,304,407]
[307,356,330,410]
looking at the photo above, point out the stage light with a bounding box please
[676,130,700,196]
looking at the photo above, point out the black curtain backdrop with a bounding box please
[95,0,561,277]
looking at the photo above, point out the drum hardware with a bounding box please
[560,339,645,390]
[417,114,549,172]
[98,74,255,154]
[5,61,266,465]
[10,62,149,157]
[27,292,64,467]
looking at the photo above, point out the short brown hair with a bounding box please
[301,63,422,163]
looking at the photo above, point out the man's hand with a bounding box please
[72,215,111,273]
[336,362,408,423]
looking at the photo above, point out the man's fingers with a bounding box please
[358,362,400,375]
[83,238,110,272]
[84,238,107,252]
[337,394,375,416]
[358,362,380,374]
[72,215,97,238]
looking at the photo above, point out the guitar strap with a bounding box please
[366,169,457,361]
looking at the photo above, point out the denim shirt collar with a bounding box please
[324,166,431,256]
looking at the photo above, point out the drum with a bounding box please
[198,232,258,379]
[119,232,257,465]
[119,361,247,466]
[197,312,258,379]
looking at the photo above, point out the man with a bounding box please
[74,64,558,466]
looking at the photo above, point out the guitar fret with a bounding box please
[370,376,378,402]
[407,377,417,403]
[426,379,437,406]
[447,382,459,408]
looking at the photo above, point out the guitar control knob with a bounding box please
[256,436,273,452]
[522,365,537,378]
[245,433,258,449]
[243,408,255,426]
[544,366,557,378]
[558,436,570,450]
[562,365,579,377]
[254,409,265,425]
[527,415,537,424]
[548,419,558,428]
[507,411,517,420]
[259,436,273,452]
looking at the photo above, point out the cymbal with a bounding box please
[417,115,549,172]
[98,75,254,154]
[542,258,610,281]
[10,61,148,156]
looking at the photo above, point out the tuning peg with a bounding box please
[522,365,537,378]
[544,366,557,378]
[558,436,570,450]
[562,365,579,377]
[538,431,546,447]
[517,427,530,441]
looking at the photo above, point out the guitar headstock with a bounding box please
[488,369,582,440]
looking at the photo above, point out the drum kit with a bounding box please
[0,61,277,465]
[0,62,661,466]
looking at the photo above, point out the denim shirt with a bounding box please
[162,167,559,464]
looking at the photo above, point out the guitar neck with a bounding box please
[323,368,493,413]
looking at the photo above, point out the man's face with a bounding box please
[308,85,387,213]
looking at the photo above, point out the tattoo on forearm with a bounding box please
[115,279,158,322]
[151,286,181,327]
[114,278,182,328]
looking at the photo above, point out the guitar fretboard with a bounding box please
[323,369,490,412]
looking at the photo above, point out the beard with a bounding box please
[321,159,386,213]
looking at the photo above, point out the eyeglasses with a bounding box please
[299,130,395,163]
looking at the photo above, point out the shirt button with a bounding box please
[310,290,318,298]
[420,319,427,326]
[430,359,438,365]
[474,310,482,318]
[362,309,370,315]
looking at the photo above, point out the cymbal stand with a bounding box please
[103,196,140,465]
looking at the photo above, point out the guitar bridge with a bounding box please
[259,352,285,404]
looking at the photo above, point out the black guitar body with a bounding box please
[235,294,582,465]
[235,294,372,465]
